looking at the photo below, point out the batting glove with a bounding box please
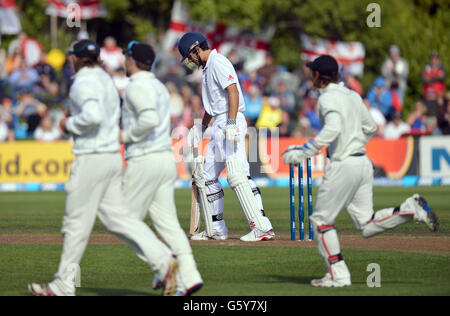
[225,119,240,145]
[193,156,206,189]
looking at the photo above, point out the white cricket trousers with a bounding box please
[203,112,270,234]
[310,155,414,280]
[311,156,375,228]
[52,153,173,295]
[123,151,202,291]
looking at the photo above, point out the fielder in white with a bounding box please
[119,41,203,296]
[28,40,179,296]
[178,32,275,242]
[283,55,439,288]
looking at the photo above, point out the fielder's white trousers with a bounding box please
[124,151,202,292]
[311,156,375,229]
[310,155,414,280]
[203,113,270,234]
[51,153,173,295]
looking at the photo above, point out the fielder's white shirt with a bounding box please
[121,71,172,160]
[202,49,245,117]
[315,82,377,161]
[65,66,121,155]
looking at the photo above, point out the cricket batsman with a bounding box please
[28,40,179,296]
[178,32,275,242]
[120,41,203,296]
[282,55,439,288]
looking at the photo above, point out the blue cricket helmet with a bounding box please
[177,32,208,61]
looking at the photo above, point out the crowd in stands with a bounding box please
[0,32,448,144]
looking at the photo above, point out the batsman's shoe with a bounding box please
[28,283,58,296]
[240,229,275,242]
[411,194,439,232]
[173,282,204,296]
[190,231,228,241]
[162,258,179,296]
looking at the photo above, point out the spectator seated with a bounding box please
[256,97,282,133]
[243,85,263,126]
[367,77,393,118]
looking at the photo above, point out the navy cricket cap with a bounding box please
[177,32,208,61]
[68,40,100,58]
[123,41,155,66]
[306,55,339,77]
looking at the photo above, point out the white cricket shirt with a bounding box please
[65,66,121,155]
[315,82,377,161]
[121,71,172,159]
[202,49,245,117]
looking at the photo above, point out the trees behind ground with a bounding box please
[7,0,450,113]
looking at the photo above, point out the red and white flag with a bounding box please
[301,34,365,76]
[22,38,43,67]
[45,0,107,19]
[164,0,275,72]
[162,0,190,52]
[0,0,21,35]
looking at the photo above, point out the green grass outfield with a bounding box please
[0,187,449,296]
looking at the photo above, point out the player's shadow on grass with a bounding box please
[81,288,158,296]
[268,275,318,285]
[269,275,421,286]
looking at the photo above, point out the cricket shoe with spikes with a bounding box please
[173,283,204,296]
[310,273,351,288]
[28,283,58,296]
[162,257,179,296]
[405,194,439,232]
[190,231,228,241]
[240,229,275,242]
[152,275,163,290]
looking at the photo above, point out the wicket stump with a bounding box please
[289,158,314,241]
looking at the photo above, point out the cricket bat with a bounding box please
[189,146,201,236]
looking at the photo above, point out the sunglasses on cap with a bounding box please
[123,41,140,56]
[68,40,100,57]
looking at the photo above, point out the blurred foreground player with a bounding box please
[28,40,178,296]
[120,41,203,296]
[282,55,439,288]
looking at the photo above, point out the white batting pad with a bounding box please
[193,157,214,237]
[226,159,271,232]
